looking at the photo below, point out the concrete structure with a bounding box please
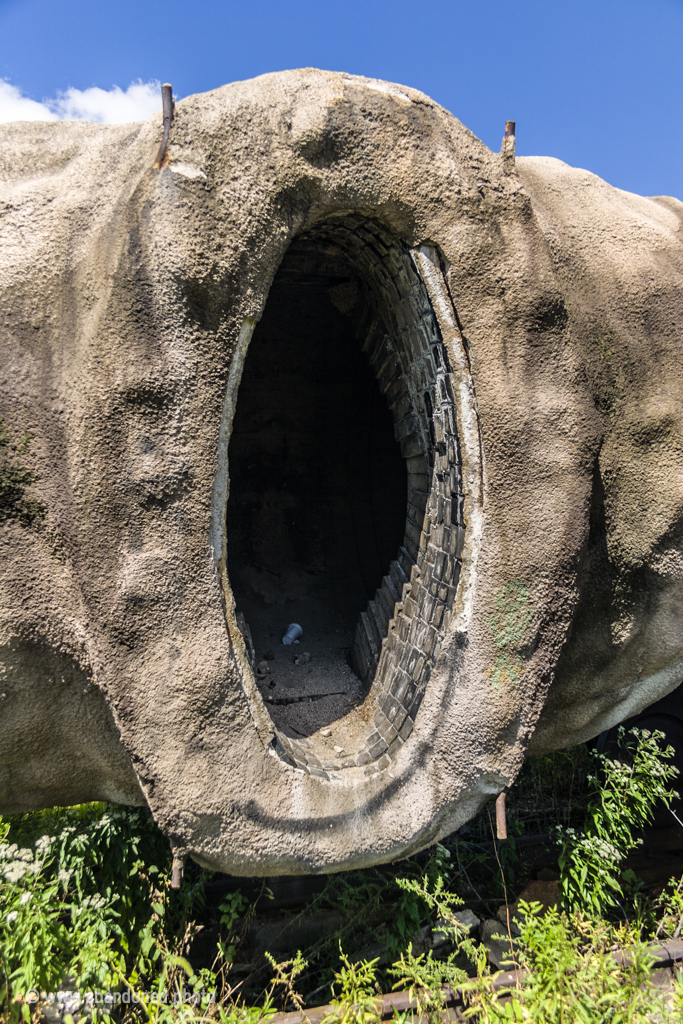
[1,69,682,876]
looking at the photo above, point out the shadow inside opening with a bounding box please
[226,239,407,736]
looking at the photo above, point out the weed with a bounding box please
[1,727,681,1024]
[656,874,683,940]
[556,728,678,918]
[262,951,307,1013]
[322,948,380,1024]
[0,805,212,1024]
[388,859,481,1024]
[463,903,669,1023]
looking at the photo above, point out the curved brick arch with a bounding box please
[227,215,469,778]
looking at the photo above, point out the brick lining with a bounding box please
[268,216,464,777]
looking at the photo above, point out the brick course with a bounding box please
[272,216,464,778]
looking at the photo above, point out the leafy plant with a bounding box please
[388,857,480,1024]
[387,844,456,961]
[655,874,683,940]
[463,902,668,1024]
[0,805,217,1024]
[216,892,249,968]
[262,951,307,1014]
[390,946,468,1024]
[2,727,682,1024]
[322,947,380,1024]
[555,728,678,918]
[291,841,461,998]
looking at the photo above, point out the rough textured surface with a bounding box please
[0,69,681,874]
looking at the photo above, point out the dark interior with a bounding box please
[226,241,407,693]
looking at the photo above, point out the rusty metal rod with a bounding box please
[171,853,185,889]
[496,789,508,840]
[153,83,174,170]
[501,120,516,175]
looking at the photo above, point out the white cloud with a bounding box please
[0,79,163,125]
[50,81,162,124]
[0,80,58,122]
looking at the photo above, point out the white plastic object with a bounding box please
[282,623,303,645]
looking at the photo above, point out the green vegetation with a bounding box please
[0,416,45,526]
[2,730,683,1024]
[462,906,683,1023]
[596,330,616,363]
[557,727,679,919]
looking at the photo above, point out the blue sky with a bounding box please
[0,0,681,198]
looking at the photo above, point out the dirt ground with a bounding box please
[245,596,368,738]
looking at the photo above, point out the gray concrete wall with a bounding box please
[0,69,681,875]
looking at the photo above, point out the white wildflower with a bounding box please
[1,845,33,863]
[20,892,32,905]
[3,861,32,883]
[5,911,18,923]
[81,893,106,910]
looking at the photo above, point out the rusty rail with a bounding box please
[270,941,683,1023]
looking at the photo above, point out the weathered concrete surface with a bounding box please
[0,69,681,874]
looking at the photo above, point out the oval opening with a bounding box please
[226,230,406,734]
[226,215,463,776]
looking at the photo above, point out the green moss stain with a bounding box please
[596,329,615,363]
[487,580,532,692]
[0,415,46,526]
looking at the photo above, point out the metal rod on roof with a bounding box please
[153,83,175,170]
[502,120,516,175]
